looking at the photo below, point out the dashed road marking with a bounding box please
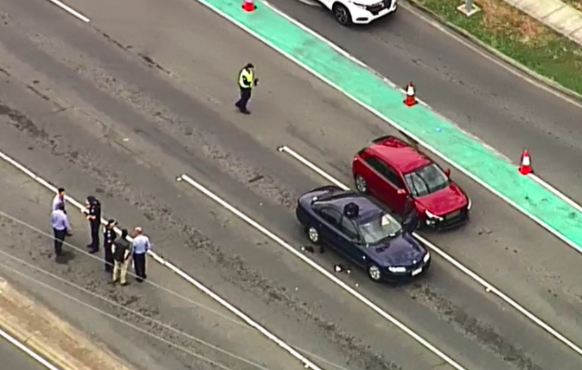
[0,149,324,370]
[177,172,469,370]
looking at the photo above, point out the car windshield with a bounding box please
[403,163,449,197]
[357,211,402,245]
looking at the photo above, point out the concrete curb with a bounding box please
[403,0,582,103]
[0,278,134,370]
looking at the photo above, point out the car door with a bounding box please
[337,216,367,267]
[364,156,408,214]
[314,206,344,249]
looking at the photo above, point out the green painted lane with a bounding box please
[195,0,582,252]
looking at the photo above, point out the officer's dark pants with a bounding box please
[52,228,66,256]
[88,222,100,251]
[133,253,147,281]
[104,243,114,272]
[235,88,251,111]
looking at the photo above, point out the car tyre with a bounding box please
[332,3,352,26]
[354,174,368,194]
[305,224,321,244]
[367,263,382,282]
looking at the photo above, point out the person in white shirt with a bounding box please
[132,227,151,282]
[52,188,66,212]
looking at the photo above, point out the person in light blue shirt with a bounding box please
[50,202,71,257]
[132,227,150,282]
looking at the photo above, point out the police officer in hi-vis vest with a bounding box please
[235,63,258,115]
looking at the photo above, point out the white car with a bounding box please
[319,0,397,26]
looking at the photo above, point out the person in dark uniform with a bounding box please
[103,219,117,273]
[235,63,258,114]
[402,195,419,233]
[83,196,101,253]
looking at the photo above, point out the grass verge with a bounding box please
[413,0,582,96]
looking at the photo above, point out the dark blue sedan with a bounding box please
[295,185,431,282]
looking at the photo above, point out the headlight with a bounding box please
[349,1,367,7]
[388,266,406,273]
[467,197,472,210]
[423,252,430,263]
[425,210,443,221]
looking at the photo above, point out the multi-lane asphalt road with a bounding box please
[0,335,48,370]
[0,0,581,369]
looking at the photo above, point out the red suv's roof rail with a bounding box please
[372,135,397,144]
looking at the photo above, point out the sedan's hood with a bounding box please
[367,233,426,267]
[415,183,468,217]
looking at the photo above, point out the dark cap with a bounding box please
[107,219,117,226]
[58,187,65,193]
[245,63,254,69]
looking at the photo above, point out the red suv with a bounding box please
[352,136,470,230]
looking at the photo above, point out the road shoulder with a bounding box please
[0,275,134,370]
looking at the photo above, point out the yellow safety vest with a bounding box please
[239,68,254,89]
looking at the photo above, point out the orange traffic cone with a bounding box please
[242,0,255,12]
[403,82,417,107]
[518,149,533,175]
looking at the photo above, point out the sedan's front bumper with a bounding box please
[422,207,470,231]
[350,0,397,24]
[384,258,431,282]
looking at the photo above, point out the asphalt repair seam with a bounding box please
[0,276,133,370]
[186,0,582,256]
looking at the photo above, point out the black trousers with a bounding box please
[235,88,251,111]
[52,228,66,256]
[104,243,114,272]
[88,222,100,251]
[133,253,147,281]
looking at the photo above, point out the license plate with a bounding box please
[412,267,422,276]
[446,210,461,220]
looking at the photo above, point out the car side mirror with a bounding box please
[397,188,407,195]
[444,169,451,177]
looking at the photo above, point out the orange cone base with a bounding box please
[242,2,255,11]
[404,97,417,107]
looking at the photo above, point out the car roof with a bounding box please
[317,192,384,223]
[365,136,432,174]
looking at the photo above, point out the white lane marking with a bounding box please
[0,328,61,370]
[0,150,324,370]
[530,174,582,216]
[44,0,90,22]
[194,0,582,254]
[177,174,468,370]
[276,145,582,358]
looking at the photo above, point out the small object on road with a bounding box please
[301,245,315,253]
[403,82,418,107]
[518,149,533,175]
[334,264,351,274]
